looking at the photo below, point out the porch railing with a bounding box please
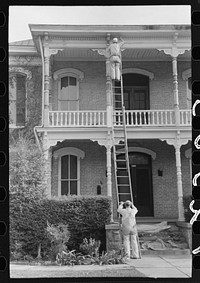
[114,110,176,126]
[48,109,191,127]
[180,109,191,126]
[49,110,107,127]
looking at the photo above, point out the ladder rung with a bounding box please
[116,160,126,162]
[118,193,132,195]
[117,176,129,178]
[117,167,127,170]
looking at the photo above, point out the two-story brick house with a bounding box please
[9,24,191,222]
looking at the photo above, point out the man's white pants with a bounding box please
[123,234,139,258]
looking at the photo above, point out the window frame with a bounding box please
[53,68,84,111]
[9,72,28,128]
[53,147,85,197]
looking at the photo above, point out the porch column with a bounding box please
[158,33,189,126]
[162,137,189,221]
[174,142,184,221]
[43,131,51,198]
[106,60,113,128]
[106,138,112,197]
[43,33,50,127]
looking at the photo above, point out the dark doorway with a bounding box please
[118,152,154,217]
[115,73,150,125]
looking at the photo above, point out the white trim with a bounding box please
[122,68,154,80]
[53,147,85,159]
[116,146,157,160]
[53,68,84,81]
[54,147,85,197]
[182,68,191,80]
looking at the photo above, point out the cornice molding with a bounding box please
[9,56,42,66]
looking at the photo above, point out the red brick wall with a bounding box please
[51,139,191,220]
[51,60,190,111]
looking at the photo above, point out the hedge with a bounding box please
[10,195,112,259]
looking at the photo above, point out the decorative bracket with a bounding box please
[161,138,189,148]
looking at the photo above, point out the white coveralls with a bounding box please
[117,203,139,259]
[106,41,124,81]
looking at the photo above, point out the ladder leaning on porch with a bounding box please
[112,75,134,205]
[112,75,141,259]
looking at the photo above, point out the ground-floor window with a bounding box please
[53,147,85,197]
[61,155,78,195]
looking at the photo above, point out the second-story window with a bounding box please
[59,76,78,110]
[9,74,26,126]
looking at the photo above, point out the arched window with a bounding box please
[53,147,85,196]
[9,67,32,127]
[53,68,84,111]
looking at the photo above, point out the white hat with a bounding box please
[112,38,118,43]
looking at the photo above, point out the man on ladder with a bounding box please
[106,37,124,81]
[117,200,141,260]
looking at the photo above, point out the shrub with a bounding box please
[46,222,70,260]
[9,136,47,258]
[79,237,101,257]
[10,195,111,259]
[183,195,193,223]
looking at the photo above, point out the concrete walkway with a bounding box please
[128,254,192,278]
[10,254,192,278]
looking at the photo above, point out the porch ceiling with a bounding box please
[53,48,191,61]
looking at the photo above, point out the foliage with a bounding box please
[10,194,111,259]
[9,66,42,141]
[9,135,46,198]
[46,222,70,260]
[55,249,124,266]
[9,136,47,258]
[183,195,193,223]
[79,237,101,257]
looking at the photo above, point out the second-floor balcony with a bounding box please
[48,109,191,128]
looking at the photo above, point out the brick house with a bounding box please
[9,24,191,222]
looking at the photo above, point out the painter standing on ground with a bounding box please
[106,37,124,80]
[117,200,140,259]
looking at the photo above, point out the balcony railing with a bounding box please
[114,110,175,126]
[49,110,107,127]
[48,109,191,128]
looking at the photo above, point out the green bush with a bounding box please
[183,195,193,223]
[10,195,112,259]
[9,136,47,259]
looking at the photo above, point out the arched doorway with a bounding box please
[115,73,150,125]
[117,152,153,217]
[115,73,149,110]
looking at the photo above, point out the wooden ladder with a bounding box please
[112,76,141,258]
[112,76,134,205]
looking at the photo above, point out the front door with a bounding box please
[130,165,153,216]
[118,152,153,217]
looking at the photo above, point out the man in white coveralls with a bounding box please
[106,37,124,80]
[117,200,140,259]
